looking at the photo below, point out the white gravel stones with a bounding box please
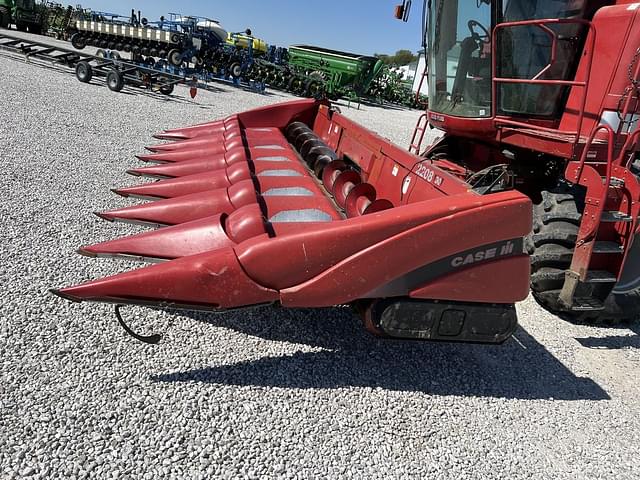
[1,31,639,480]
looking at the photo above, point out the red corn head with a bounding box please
[97,180,258,226]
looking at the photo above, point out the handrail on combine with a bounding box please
[572,125,615,243]
[491,18,597,148]
[617,128,640,169]
[573,124,615,187]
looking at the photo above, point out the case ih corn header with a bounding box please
[52,0,640,344]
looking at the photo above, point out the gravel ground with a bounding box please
[1,31,639,480]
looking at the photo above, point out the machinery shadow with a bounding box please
[152,307,609,401]
[575,323,640,350]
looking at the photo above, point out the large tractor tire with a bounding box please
[0,7,10,29]
[527,181,640,324]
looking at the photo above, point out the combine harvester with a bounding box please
[52,0,640,344]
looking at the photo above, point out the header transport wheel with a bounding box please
[75,61,93,83]
[106,69,124,92]
[527,182,640,324]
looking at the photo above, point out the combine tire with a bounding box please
[106,69,124,92]
[75,61,93,83]
[528,181,640,323]
[0,6,9,28]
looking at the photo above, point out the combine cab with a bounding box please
[53,0,640,345]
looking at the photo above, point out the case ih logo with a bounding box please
[451,241,517,268]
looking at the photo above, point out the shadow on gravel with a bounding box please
[152,307,609,401]
[575,323,640,350]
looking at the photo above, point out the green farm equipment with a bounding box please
[286,45,385,98]
[0,0,11,28]
[42,2,78,39]
[0,0,46,33]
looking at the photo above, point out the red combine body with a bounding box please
[52,0,640,344]
[408,0,640,321]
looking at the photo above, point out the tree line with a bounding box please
[373,49,419,67]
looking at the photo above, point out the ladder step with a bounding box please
[571,297,605,312]
[585,270,618,283]
[601,211,633,223]
[593,241,625,254]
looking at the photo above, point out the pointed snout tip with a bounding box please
[94,211,114,222]
[49,288,82,303]
[77,247,98,258]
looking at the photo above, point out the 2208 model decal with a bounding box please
[415,163,444,187]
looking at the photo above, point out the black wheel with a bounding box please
[167,49,182,67]
[110,51,121,61]
[528,181,640,323]
[70,32,86,49]
[106,69,124,92]
[228,62,242,79]
[304,79,324,98]
[28,24,42,35]
[75,61,93,83]
[0,6,9,29]
[16,22,27,32]
[123,44,132,53]
[158,78,174,95]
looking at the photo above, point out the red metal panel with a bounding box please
[57,248,279,308]
[278,193,532,307]
[410,256,530,304]
[560,4,640,136]
[237,190,531,292]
